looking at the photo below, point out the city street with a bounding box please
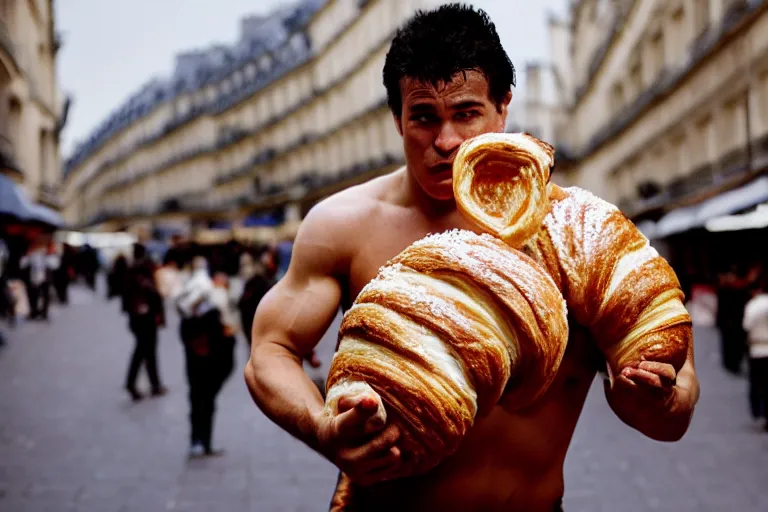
[0,281,766,512]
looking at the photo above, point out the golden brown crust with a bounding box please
[453,132,692,375]
[453,132,555,247]
[521,185,692,374]
[325,229,569,479]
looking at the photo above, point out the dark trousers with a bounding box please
[720,326,746,374]
[239,305,254,345]
[53,273,69,304]
[27,281,50,320]
[748,356,768,420]
[182,316,234,450]
[126,315,161,391]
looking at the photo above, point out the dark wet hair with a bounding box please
[383,3,516,116]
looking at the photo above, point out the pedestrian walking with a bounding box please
[742,274,768,431]
[176,256,234,457]
[122,243,167,401]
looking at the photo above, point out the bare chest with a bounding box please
[342,208,476,308]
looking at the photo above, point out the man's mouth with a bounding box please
[428,163,453,178]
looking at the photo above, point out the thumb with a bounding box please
[337,393,379,414]
[335,394,382,438]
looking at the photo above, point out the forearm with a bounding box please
[245,341,327,452]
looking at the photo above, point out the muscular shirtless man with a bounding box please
[244,5,700,511]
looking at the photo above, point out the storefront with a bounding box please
[640,175,768,295]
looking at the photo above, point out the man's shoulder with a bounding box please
[302,169,404,229]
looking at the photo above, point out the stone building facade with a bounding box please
[1,0,67,213]
[61,0,450,242]
[549,0,768,241]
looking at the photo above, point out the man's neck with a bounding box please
[401,167,457,219]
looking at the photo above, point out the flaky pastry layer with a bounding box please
[325,229,568,477]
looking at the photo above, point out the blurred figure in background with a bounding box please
[0,238,9,345]
[236,251,274,346]
[79,244,100,291]
[176,256,232,457]
[155,254,182,300]
[275,238,294,281]
[107,254,128,300]
[20,238,57,321]
[717,262,760,374]
[742,272,768,431]
[52,242,74,304]
[122,243,167,402]
[260,244,278,281]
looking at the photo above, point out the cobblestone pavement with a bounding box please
[0,281,766,511]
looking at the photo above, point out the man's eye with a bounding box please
[456,111,480,120]
[411,114,435,123]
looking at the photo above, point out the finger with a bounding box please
[608,373,637,392]
[355,453,404,487]
[622,368,665,388]
[335,398,383,438]
[343,424,401,461]
[637,361,676,383]
[357,446,402,474]
[337,393,379,414]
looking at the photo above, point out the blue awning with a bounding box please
[0,173,30,219]
[0,173,65,228]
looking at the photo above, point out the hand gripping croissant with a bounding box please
[453,132,692,376]
[324,230,569,478]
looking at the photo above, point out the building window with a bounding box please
[630,60,643,97]
[670,5,686,65]
[693,0,709,37]
[695,115,715,166]
[650,31,666,79]
[758,70,768,133]
[672,134,688,177]
[610,82,624,113]
[39,129,49,184]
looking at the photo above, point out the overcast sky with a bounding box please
[54,0,568,158]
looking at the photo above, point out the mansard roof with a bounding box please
[64,0,325,176]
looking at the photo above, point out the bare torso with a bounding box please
[328,170,602,511]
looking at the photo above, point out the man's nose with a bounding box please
[433,122,463,157]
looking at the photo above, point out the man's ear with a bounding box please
[393,114,403,136]
[499,90,513,128]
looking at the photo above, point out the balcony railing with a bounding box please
[618,138,765,219]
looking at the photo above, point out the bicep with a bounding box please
[251,207,346,359]
[252,272,342,360]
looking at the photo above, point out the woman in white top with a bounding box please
[742,277,768,430]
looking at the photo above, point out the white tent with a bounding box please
[705,202,768,232]
[650,176,768,238]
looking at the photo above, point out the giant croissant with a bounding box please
[324,131,692,486]
[324,229,569,478]
[453,132,692,374]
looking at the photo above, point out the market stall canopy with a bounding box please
[0,173,65,228]
[654,204,699,239]
[651,176,768,239]
[705,202,768,232]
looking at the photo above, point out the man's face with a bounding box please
[395,70,511,201]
